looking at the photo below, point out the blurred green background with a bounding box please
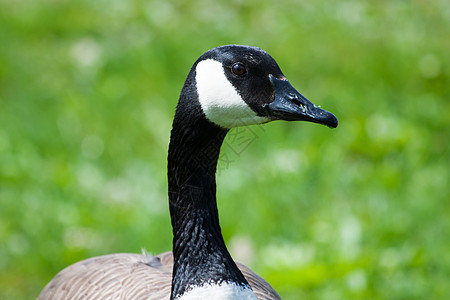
[1,0,449,299]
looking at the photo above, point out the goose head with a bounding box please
[192,45,338,129]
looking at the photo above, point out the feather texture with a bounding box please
[38,252,280,300]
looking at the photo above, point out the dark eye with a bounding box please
[231,63,246,76]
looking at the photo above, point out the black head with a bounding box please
[189,45,337,129]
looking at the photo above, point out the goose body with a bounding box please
[39,45,337,300]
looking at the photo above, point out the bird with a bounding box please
[38,45,338,300]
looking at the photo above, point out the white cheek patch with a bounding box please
[196,59,269,128]
[178,282,257,300]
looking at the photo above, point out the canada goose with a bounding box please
[38,45,338,300]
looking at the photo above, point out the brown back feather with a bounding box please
[38,252,280,300]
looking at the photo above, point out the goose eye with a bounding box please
[231,63,246,76]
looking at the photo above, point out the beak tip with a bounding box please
[309,107,338,128]
[327,114,338,128]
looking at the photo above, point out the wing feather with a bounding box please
[38,252,280,300]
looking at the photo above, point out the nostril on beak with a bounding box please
[287,93,306,112]
[287,93,297,100]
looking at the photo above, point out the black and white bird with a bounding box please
[38,45,338,300]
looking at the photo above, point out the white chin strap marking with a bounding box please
[177,282,257,300]
[196,59,269,128]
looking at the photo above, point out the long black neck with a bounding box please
[167,78,250,298]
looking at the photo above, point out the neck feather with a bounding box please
[167,83,251,299]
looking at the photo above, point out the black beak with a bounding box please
[263,75,338,128]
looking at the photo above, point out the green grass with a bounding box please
[0,0,449,299]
